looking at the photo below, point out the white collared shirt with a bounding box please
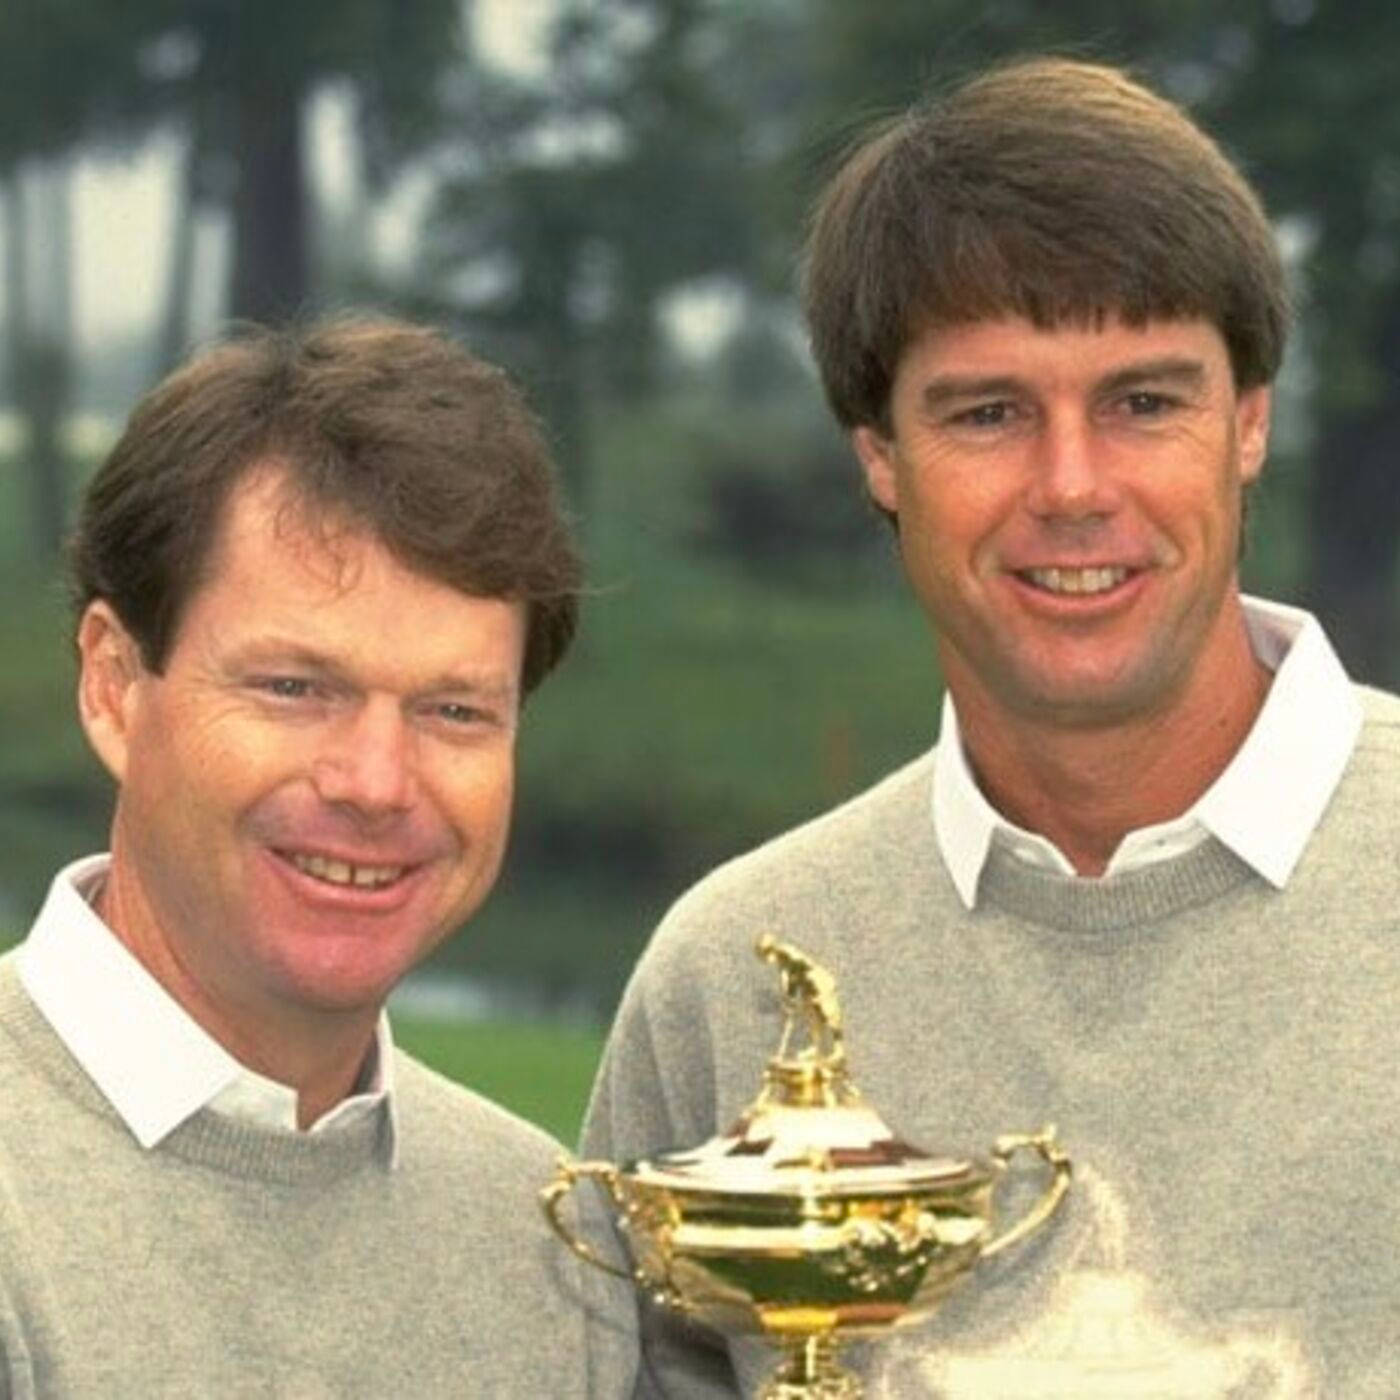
[17,854,399,1160]
[933,596,1362,909]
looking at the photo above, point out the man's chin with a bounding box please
[992,662,1178,730]
[265,955,412,1020]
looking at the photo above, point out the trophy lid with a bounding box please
[627,936,985,1198]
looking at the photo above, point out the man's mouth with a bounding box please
[1019,565,1130,596]
[280,851,409,890]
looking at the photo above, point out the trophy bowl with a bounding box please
[543,937,1071,1398]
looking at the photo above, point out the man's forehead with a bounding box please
[218,462,354,549]
[201,464,396,601]
[176,473,527,692]
[898,312,1229,375]
[194,462,503,620]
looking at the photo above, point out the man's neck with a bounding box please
[94,867,379,1131]
[948,627,1272,878]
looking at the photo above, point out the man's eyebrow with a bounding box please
[225,641,518,702]
[915,358,1211,414]
[421,673,520,706]
[918,375,1027,412]
[1096,357,1208,395]
[225,641,342,676]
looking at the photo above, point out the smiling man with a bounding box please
[0,318,634,1395]
[583,58,1400,1395]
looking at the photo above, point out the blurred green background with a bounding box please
[4,1,1398,1140]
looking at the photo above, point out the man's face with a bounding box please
[853,315,1271,729]
[79,466,526,1041]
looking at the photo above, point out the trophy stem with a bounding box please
[760,1334,862,1399]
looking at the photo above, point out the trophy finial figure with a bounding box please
[757,934,845,1068]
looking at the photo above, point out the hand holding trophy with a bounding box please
[543,937,1071,1398]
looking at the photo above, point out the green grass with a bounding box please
[392,1014,604,1147]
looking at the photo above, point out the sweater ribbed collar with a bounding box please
[976,836,1258,933]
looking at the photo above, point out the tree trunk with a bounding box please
[228,77,309,323]
[3,173,23,408]
[5,163,73,562]
[549,305,591,519]
[157,135,201,376]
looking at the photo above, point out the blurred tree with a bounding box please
[2,166,75,560]
[142,0,463,339]
[687,407,883,585]
[423,0,764,509]
[1,0,462,345]
[784,0,1228,204]
[1216,3,1400,685]
[0,0,464,556]
[0,0,148,561]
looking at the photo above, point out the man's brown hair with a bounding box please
[70,316,581,695]
[803,56,1290,430]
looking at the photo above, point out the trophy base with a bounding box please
[760,1336,862,1399]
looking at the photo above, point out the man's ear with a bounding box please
[851,425,900,514]
[76,601,146,783]
[1236,384,1272,485]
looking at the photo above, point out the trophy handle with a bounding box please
[540,1157,641,1283]
[980,1125,1072,1259]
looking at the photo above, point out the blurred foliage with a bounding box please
[2,0,467,583]
[0,537,106,931]
[1212,2,1400,682]
[419,0,766,510]
[682,409,889,585]
[1,0,462,321]
[2,0,1398,1022]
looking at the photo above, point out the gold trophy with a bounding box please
[543,936,1071,1398]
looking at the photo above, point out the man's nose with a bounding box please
[311,698,417,816]
[1024,415,1118,520]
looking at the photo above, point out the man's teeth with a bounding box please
[1024,566,1128,595]
[287,853,406,888]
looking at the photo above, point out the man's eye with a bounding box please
[951,401,1013,428]
[1124,391,1173,416]
[259,677,316,699]
[425,699,516,734]
[437,702,483,725]
[436,701,512,730]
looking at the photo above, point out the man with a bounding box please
[584,58,1400,1395]
[0,317,635,1395]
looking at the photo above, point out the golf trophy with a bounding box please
[542,936,1071,1398]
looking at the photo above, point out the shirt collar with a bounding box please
[933,597,1360,909]
[17,854,399,1162]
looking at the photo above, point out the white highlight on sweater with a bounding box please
[873,1167,1315,1397]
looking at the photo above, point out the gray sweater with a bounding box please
[0,959,637,1398]
[585,687,1400,1397]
